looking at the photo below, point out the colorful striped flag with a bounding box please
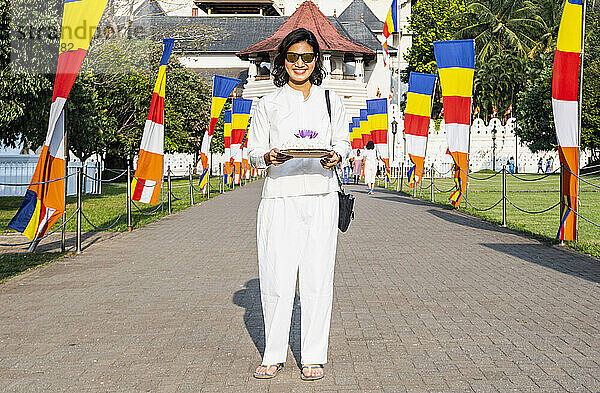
[433,39,475,207]
[131,39,174,205]
[382,40,390,68]
[242,135,250,180]
[360,108,371,147]
[404,72,437,188]
[552,0,583,241]
[9,0,108,249]
[351,117,363,150]
[223,110,232,185]
[382,0,398,39]
[366,98,390,180]
[199,75,240,186]
[231,98,252,185]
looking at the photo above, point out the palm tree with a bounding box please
[455,0,547,62]
[473,53,526,119]
[530,0,565,55]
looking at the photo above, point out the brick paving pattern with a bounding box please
[0,181,598,392]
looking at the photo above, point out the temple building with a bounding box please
[129,0,412,120]
[236,1,376,115]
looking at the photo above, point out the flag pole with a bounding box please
[464,43,476,210]
[575,0,586,242]
[422,78,438,185]
[396,0,402,169]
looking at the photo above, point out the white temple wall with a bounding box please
[178,53,248,70]
[388,117,590,175]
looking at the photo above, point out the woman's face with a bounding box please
[284,41,316,85]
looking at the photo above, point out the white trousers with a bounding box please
[257,192,339,365]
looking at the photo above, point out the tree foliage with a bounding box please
[515,4,600,156]
[514,54,555,152]
[403,0,469,116]
[0,0,58,145]
[403,0,469,80]
[0,0,216,165]
[455,0,547,62]
[68,73,103,162]
[473,53,526,119]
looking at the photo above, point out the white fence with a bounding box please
[0,157,101,197]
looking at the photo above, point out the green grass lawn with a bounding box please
[0,175,252,281]
[0,175,238,233]
[0,252,67,282]
[384,171,600,258]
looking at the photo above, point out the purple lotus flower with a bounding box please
[295,129,318,139]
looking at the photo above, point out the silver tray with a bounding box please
[279,149,331,158]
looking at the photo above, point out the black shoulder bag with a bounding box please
[325,90,355,232]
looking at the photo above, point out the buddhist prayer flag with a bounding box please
[382,0,397,69]
[231,98,252,184]
[404,72,436,188]
[199,75,240,183]
[382,0,398,39]
[198,166,209,190]
[382,40,390,67]
[242,116,251,181]
[366,98,390,180]
[223,110,232,163]
[351,117,363,150]
[433,39,475,207]
[9,0,108,249]
[223,110,233,185]
[131,39,174,205]
[242,134,250,180]
[553,0,583,241]
[359,108,371,147]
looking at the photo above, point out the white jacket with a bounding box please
[248,84,351,198]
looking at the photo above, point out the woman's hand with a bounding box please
[320,150,340,169]
[264,148,292,166]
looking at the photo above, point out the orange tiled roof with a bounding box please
[237,1,375,58]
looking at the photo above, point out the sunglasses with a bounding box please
[285,52,316,64]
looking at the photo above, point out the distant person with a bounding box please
[342,153,351,184]
[508,156,515,173]
[364,141,380,195]
[537,158,544,173]
[545,157,554,173]
[351,149,363,184]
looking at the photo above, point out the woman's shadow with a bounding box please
[233,278,302,367]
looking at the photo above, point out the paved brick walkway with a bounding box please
[0,180,599,392]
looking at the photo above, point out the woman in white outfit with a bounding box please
[247,28,350,381]
[363,140,379,195]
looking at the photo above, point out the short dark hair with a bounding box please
[366,141,375,150]
[272,28,325,87]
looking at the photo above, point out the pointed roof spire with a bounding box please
[338,0,383,31]
[237,1,374,59]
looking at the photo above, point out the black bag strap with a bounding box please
[325,89,345,195]
[325,89,332,120]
